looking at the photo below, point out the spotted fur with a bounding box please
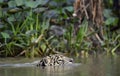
[37,54,73,66]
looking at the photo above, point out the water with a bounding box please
[0,54,120,76]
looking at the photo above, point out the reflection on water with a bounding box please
[0,54,120,76]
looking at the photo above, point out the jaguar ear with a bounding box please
[38,59,47,66]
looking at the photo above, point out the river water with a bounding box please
[0,54,120,76]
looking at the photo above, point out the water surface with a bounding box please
[0,54,120,76]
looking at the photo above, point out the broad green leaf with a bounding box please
[43,10,58,18]
[49,1,58,7]
[25,1,38,8]
[0,0,3,3]
[8,1,16,7]
[0,23,4,29]
[103,9,112,18]
[63,6,73,12]
[7,16,16,22]
[105,17,115,25]
[15,0,24,6]
[1,32,10,38]
[34,7,47,13]
[36,0,49,5]
[112,18,119,25]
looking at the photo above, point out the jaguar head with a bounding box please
[37,54,74,67]
[56,55,73,64]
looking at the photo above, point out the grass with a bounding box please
[0,13,119,57]
[0,12,50,57]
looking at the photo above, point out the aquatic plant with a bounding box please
[0,0,119,57]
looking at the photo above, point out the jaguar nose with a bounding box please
[69,58,73,62]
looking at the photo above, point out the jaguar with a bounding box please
[36,54,74,66]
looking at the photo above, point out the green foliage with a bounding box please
[103,9,119,26]
[0,11,50,57]
[7,0,49,8]
[0,0,119,57]
[8,1,16,7]
[15,0,24,6]
[62,20,89,55]
[0,0,3,3]
[1,32,10,39]
[76,21,88,43]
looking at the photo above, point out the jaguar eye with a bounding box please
[58,60,63,62]
[57,59,64,64]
